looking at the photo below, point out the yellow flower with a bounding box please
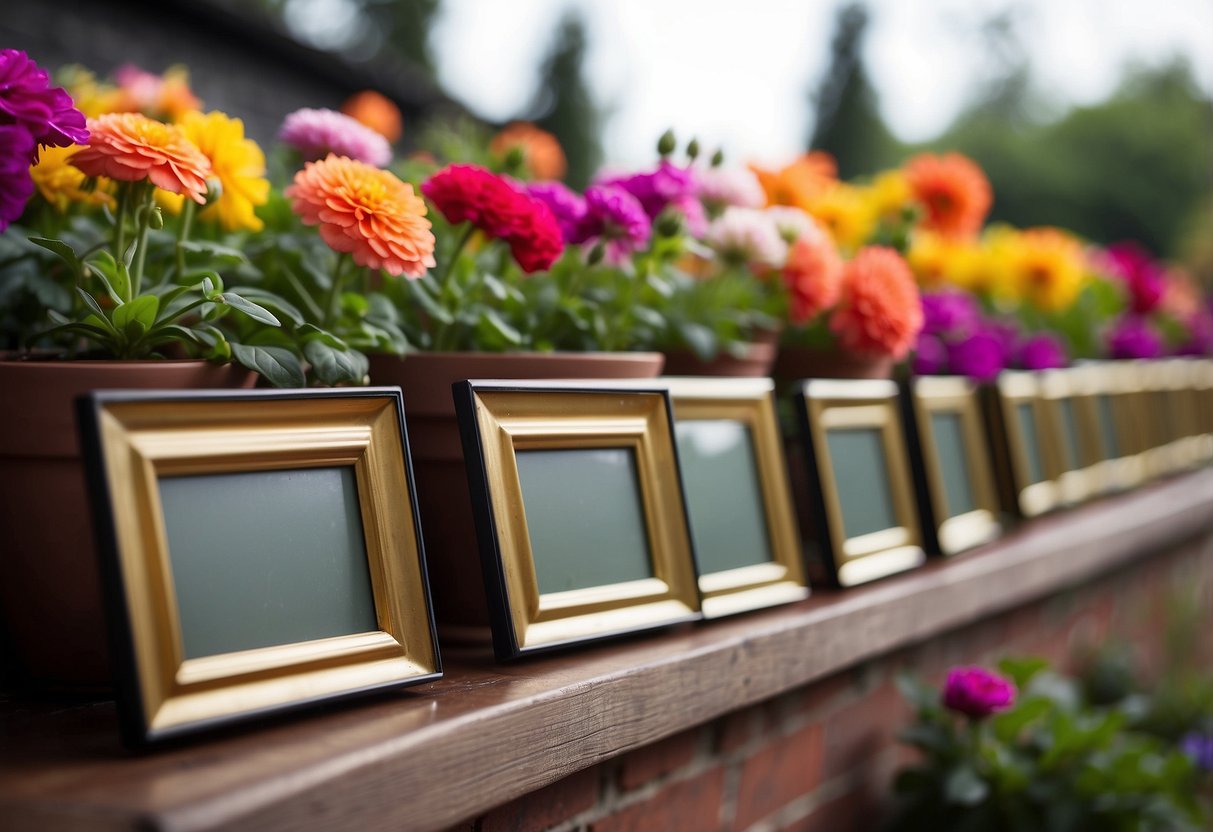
[864,169,913,223]
[60,66,126,118]
[1006,227,1086,312]
[159,111,269,232]
[907,232,969,290]
[969,226,1019,298]
[29,145,114,212]
[806,183,876,254]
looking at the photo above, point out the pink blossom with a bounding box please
[279,107,392,167]
[942,666,1016,719]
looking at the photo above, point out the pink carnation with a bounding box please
[697,166,766,211]
[278,107,392,167]
[706,207,787,268]
[942,666,1016,719]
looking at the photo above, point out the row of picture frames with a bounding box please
[79,360,1213,745]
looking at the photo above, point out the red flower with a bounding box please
[904,152,992,239]
[422,164,564,273]
[782,233,842,325]
[829,246,923,359]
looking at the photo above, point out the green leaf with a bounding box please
[998,657,1051,690]
[298,324,348,350]
[677,321,717,360]
[218,292,280,326]
[178,239,248,265]
[28,236,84,280]
[91,252,130,304]
[477,309,523,348]
[944,765,989,806]
[112,295,160,333]
[232,343,305,388]
[75,288,113,329]
[406,279,455,324]
[303,340,369,385]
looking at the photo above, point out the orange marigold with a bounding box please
[751,152,837,211]
[341,90,403,143]
[903,152,992,239]
[829,246,923,359]
[70,112,210,203]
[490,122,567,181]
[286,154,436,278]
[782,232,842,325]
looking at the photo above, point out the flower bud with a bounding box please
[503,145,526,171]
[686,138,700,160]
[587,241,606,265]
[205,177,223,205]
[657,129,676,157]
[148,206,164,230]
[655,209,683,238]
[710,149,725,168]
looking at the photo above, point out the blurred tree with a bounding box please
[933,60,1213,256]
[808,2,900,178]
[526,12,603,189]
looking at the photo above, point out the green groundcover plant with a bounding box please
[887,658,1211,832]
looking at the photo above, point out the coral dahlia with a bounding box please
[829,246,923,359]
[70,112,210,203]
[904,152,992,239]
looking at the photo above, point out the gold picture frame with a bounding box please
[903,376,1002,556]
[454,382,701,659]
[795,379,926,587]
[664,377,808,618]
[1038,367,1102,505]
[985,371,1059,517]
[79,389,441,747]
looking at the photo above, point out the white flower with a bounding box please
[705,207,787,267]
[765,205,824,245]
[696,166,766,211]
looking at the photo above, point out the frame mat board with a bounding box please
[454,380,702,660]
[78,387,441,746]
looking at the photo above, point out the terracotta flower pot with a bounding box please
[772,344,895,383]
[661,340,778,377]
[367,351,664,641]
[0,359,256,691]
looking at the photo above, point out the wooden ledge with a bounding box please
[3,469,1212,832]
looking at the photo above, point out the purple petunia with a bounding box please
[579,184,651,265]
[0,49,89,155]
[278,108,392,167]
[948,328,1009,382]
[1017,332,1068,370]
[0,125,36,230]
[912,333,948,375]
[597,160,699,221]
[920,290,981,337]
[1107,315,1164,360]
[1180,732,1213,772]
[525,180,588,243]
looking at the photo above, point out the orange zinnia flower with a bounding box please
[490,122,567,181]
[751,152,837,211]
[286,154,436,278]
[903,152,992,239]
[782,231,843,325]
[341,90,403,143]
[70,113,210,203]
[829,246,923,359]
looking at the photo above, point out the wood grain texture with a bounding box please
[3,469,1212,832]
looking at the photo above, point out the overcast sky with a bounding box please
[427,0,1213,167]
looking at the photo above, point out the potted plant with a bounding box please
[0,55,300,688]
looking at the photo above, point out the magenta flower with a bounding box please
[1175,311,1213,357]
[921,290,981,337]
[579,184,651,264]
[1107,315,1164,360]
[526,181,588,243]
[278,108,392,167]
[942,666,1016,719]
[948,329,1009,382]
[0,49,88,155]
[1017,333,1068,370]
[597,160,697,220]
[1099,241,1166,315]
[0,125,36,230]
[912,333,948,375]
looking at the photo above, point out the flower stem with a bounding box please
[175,199,197,281]
[113,183,130,285]
[432,222,476,351]
[324,253,353,329]
[130,184,155,298]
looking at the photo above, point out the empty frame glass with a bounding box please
[988,371,1060,518]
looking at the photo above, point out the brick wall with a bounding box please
[447,533,1213,832]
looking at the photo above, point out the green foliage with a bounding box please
[528,12,603,189]
[887,659,1210,832]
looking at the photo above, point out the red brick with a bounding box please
[821,679,910,779]
[782,786,868,832]
[589,767,725,832]
[715,705,765,756]
[791,669,853,720]
[617,728,700,791]
[733,723,824,829]
[479,766,599,832]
